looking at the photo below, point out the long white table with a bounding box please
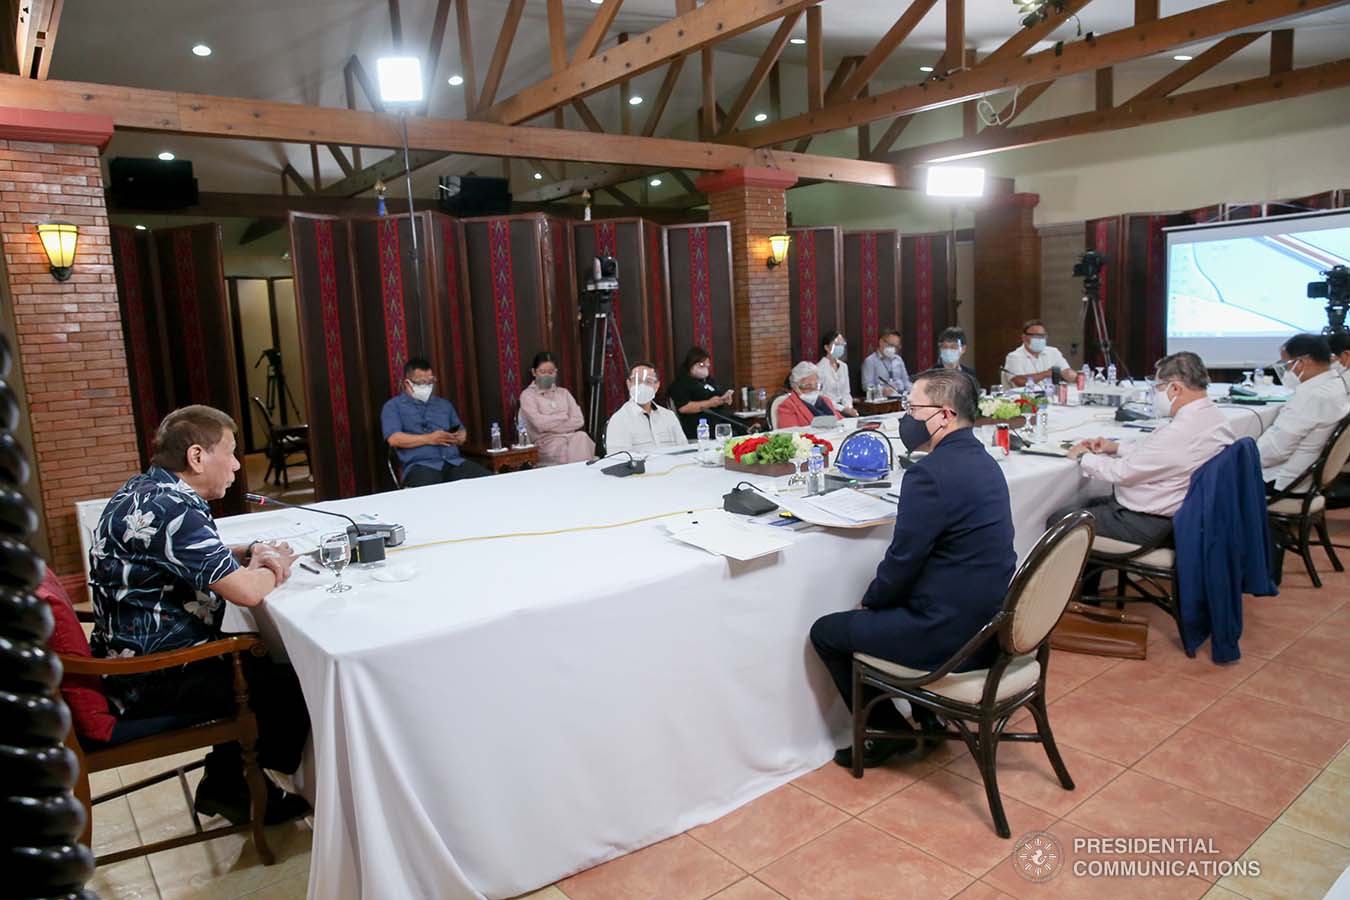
[220,396,1278,900]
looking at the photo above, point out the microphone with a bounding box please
[245,493,407,554]
[586,451,646,477]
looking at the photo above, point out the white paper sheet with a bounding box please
[664,510,793,561]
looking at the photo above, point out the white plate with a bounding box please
[370,564,417,583]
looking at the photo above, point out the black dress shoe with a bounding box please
[195,775,312,826]
[833,736,916,769]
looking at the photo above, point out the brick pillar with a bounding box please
[973,192,1041,385]
[696,167,797,394]
[0,108,140,586]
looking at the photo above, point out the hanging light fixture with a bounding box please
[35,222,78,281]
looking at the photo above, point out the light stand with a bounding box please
[377,56,428,341]
[399,111,425,317]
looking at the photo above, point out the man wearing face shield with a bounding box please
[809,369,1015,768]
[382,356,490,487]
[1053,351,1234,543]
[603,361,687,453]
[1258,334,1350,492]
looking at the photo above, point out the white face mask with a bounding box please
[1028,336,1048,354]
[799,390,820,405]
[692,365,710,380]
[631,383,656,406]
[830,343,846,360]
[409,383,433,403]
[882,345,898,358]
[1277,361,1301,389]
[939,347,961,366]
[1152,385,1175,419]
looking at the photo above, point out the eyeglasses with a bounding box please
[901,397,946,415]
[408,378,436,387]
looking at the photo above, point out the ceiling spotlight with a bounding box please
[628,95,644,106]
[925,165,986,198]
[191,44,212,57]
[135,224,148,231]
[789,37,806,45]
[1172,54,1194,61]
[447,74,464,86]
[376,56,424,105]
[649,178,662,187]
[919,65,935,73]
[533,172,544,180]
[753,112,768,122]
[157,151,175,161]
[589,0,603,4]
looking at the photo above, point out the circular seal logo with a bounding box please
[1012,831,1063,882]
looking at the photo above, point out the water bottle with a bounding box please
[516,414,530,448]
[1037,384,1051,440]
[697,418,712,465]
[1106,363,1117,386]
[490,422,502,451]
[806,445,824,495]
[757,388,767,412]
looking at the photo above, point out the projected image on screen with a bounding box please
[1166,211,1350,367]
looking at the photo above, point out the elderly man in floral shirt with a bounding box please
[90,405,309,826]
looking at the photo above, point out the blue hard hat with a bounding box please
[834,429,892,480]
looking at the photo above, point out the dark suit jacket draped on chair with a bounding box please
[1173,437,1277,663]
[858,427,1017,672]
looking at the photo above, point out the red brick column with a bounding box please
[696,167,797,395]
[0,107,140,584]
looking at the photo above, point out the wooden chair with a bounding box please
[60,634,277,867]
[849,510,1094,839]
[767,392,789,430]
[251,396,310,488]
[1267,414,1350,587]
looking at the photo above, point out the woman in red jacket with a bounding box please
[776,360,842,429]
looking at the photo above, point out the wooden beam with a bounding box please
[730,0,1350,148]
[769,60,782,122]
[548,0,568,74]
[1095,67,1113,110]
[870,114,913,158]
[424,0,454,101]
[344,56,385,113]
[997,79,1052,124]
[388,0,403,46]
[946,0,964,76]
[1270,29,1294,73]
[32,0,64,80]
[572,98,606,133]
[806,5,824,111]
[701,44,717,139]
[1136,0,1159,23]
[1128,32,1263,103]
[618,32,632,134]
[606,185,639,206]
[326,144,355,177]
[517,165,664,202]
[641,58,685,137]
[281,164,313,196]
[310,143,322,191]
[342,60,363,168]
[454,0,478,112]
[980,0,1096,69]
[670,169,698,193]
[573,0,624,64]
[0,73,915,188]
[717,13,799,136]
[477,0,526,113]
[859,81,873,154]
[886,57,1350,166]
[832,0,940,104]
[791,56,858,153]
[483,0,819,125]
[961,48,977,137]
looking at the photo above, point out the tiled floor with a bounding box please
[87,510,1350,899]
[242,452,314,504]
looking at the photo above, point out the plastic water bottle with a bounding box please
[516,414,530,448]
[757,388,767,411]
[1037,384,1051,440]
[1106,363,1118,386]
[806,445,824,495]
[490,422,502,451]
[697,418,712,465]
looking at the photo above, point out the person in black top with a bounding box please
[668,347,735,438]
[937,326,980,384]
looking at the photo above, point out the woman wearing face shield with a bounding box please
[816,330,858,417]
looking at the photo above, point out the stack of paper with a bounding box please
[665,510,793,561]
[773,489,897,529]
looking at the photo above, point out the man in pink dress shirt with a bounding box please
[1049,351,1236,545]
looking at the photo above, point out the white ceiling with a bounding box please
[51,0,1350,198]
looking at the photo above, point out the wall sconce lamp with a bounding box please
[766,233,790,269]
[36,222,79,281]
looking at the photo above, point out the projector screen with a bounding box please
[1165,209,1350,367]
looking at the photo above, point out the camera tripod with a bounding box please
[1080,276,1133,381]
[255,348,302,427]
[582,290,629,451]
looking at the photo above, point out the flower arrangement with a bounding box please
[978,396,1033,420]
[724,432,833,465]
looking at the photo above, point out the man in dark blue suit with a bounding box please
[810,368,1016,767]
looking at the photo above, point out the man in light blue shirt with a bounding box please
[860,328,912,396]
[381,357,490,487]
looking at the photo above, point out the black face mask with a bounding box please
[898,412,937,453]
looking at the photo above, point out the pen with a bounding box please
[298,560,321,575]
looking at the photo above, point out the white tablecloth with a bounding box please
[219,398,1276,900]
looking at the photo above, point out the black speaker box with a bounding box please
[108,157,200,210]
[437,175,511,216]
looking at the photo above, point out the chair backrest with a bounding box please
[251,396,277,439]
[1000,510,1095,656]
[75,497,111,586]
[386,444,403,489]
[768,392,789,430]
[1315,414,1350,490]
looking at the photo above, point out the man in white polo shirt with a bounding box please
[604,361,687,454]
[1003,319,1071,387]
[1259,333,1350,491]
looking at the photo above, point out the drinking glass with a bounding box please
[320,531,353,593]
[714,423,732,451]
[1241,370,1255,387]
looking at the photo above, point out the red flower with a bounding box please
[731,436,768,462]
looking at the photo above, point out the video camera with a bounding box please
[1308,264,1349,335]
[1073,251,1106,290]
[586,255,619,293]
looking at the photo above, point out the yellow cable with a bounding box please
[631,461,697,478]
[387,505,719,553]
